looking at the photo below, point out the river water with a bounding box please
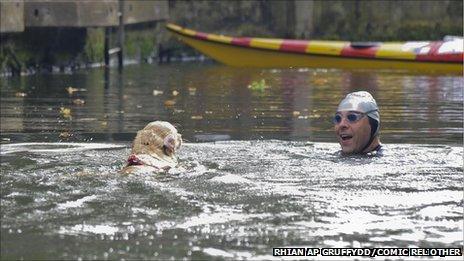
[1,63,463,259]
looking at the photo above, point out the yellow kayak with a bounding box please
[166,23,463,73]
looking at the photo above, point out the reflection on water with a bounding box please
[0,63,462,144]
[0,142,462,259]
[0,63,463,259]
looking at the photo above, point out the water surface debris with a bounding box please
[191,115,203,120]
[313,78,328,85]
[60,107,72,118]
[172,90,179,96]
[248,79,269,91]
[15,92,27,97]
[59,132,72,139]
[66,87,87,95]
[153,90,163,96]
[73,99,85,105]
[164,100,176,106]
[188,87,197,95]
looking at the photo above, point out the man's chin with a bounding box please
[340,145,356,154]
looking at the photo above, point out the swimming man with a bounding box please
[334,91,382,154]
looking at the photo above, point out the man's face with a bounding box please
[334,111,372,154]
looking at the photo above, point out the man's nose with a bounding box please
[338,117,350,128]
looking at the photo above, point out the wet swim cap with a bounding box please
[337,91,380,136]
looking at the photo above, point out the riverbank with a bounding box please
[0,0,462,77]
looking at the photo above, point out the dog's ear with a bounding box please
[132,130,151,154]
[140,130,151,146]
[163,134,176,155]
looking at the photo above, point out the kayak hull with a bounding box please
[167,24,463,73]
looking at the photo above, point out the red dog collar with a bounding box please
[127,154,143,166]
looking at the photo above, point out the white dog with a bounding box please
[120,121,182,174]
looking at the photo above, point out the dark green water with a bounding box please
[1,63,462,144]
[0,63,463,260]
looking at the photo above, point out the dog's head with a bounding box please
[131,121,182,166]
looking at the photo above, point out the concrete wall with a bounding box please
[124,0,169,24]
[167,0,462,41]
[24,0,168,28]
[0,1,24,33]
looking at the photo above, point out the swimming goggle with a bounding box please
[333,111,368,124]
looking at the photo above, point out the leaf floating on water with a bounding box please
[73,99,85,105]
[153,90,163,96]
[174,109,185,113]
[15,92,27,97]
[59,131,72,139]
[205,111,213,114]
[77,117,97,122]
[60,107,72,119]
[292,111,300,117]
[164,100,176,106]
[66,87,87,95]
[188,87,197,95]
[191,115,203,120]
[313,78,328,85]
[172,90,179,96]
[66,87,78,95]
[309,114,321,118]
[101,121,108,127]
[248,79,269,91]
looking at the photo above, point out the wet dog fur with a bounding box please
[120,121,182,174]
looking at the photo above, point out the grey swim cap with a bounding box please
[337,91,380,135]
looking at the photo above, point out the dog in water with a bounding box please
[120,121,182,174]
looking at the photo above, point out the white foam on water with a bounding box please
[56,195,98,210]
[202,247,234,258]
[210,173,252,184]
[176,206,271,229]
[0,142,126,155]
[59,224,119,236]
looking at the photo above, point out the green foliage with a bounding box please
[124,27,157,60]
[84,28,104,62]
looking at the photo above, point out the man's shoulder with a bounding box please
[367,144,384,156]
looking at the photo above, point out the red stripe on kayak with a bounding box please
[415,42,463,62]
[341,45,379,58]
[195,32,209,40]
[231,37,252,47]
[417,53,463,63]
[280,40,310,53]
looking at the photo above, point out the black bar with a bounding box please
[117,0,125,69]
[104,27,110,67]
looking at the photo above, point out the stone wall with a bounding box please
[167,0,462,40]
[0,0,462,75]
